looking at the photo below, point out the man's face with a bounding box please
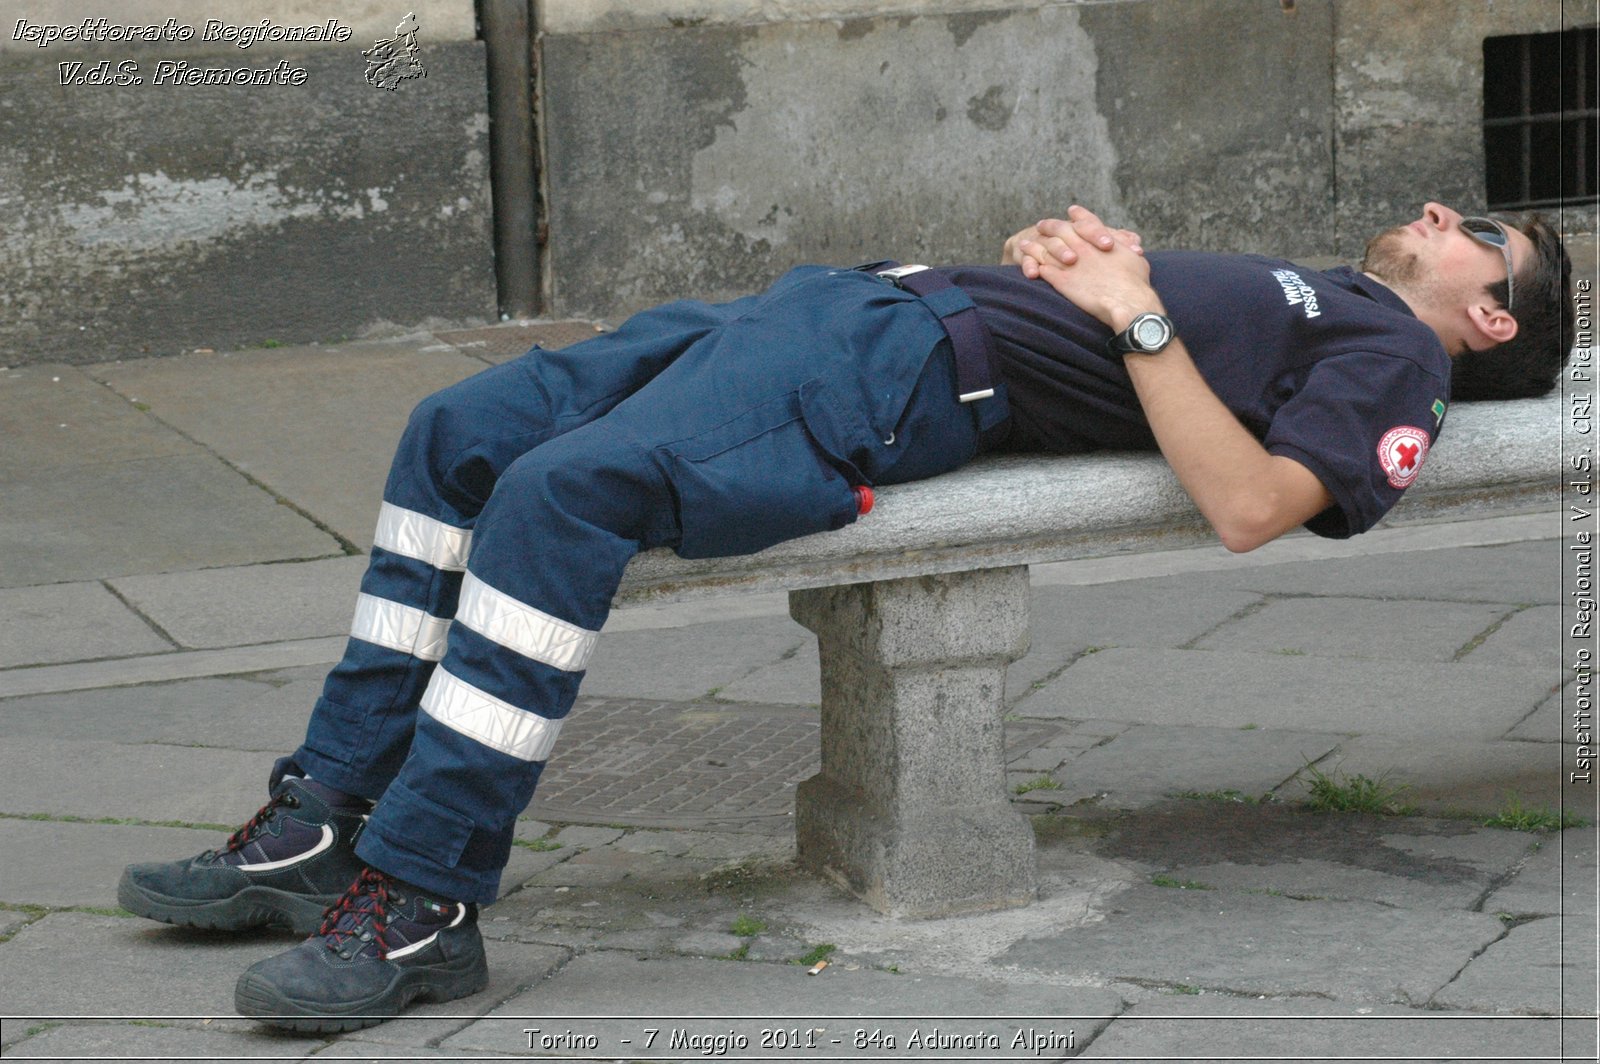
[1361,202,1530,317]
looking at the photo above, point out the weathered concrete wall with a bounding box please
[1074,0,1334,255]
[0,2,494,365]
[1332,0,1586,258]
[6,0,1586,364]
[540,0,1336,321]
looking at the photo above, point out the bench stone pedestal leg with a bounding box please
[788,565,1036,917]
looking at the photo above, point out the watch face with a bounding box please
[1134,315,1169,350]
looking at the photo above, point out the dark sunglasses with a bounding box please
[1461,216,1514,312]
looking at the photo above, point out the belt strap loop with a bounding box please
[875,264,1003,415]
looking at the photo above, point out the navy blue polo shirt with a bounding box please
[936,253,1452,538]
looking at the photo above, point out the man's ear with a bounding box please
[1465,301,1518,350]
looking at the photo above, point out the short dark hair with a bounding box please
[1449,213,1574,400]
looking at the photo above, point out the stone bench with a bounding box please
[613,396,1564,917]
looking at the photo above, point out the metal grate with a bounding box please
[1483,28,1598,210]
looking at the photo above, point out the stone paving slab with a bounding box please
[1009,584,1263,693]
[1305,736,1571,814]
[0,672,309,752]
[0,912,299,1019]
[0,910,34,939]
[0,737,266,824]
[1159,838,1537,912]
[108,556,366,650]
[90,342,488,550]
[305,1041,528,1059]
[0,581,171,668]
[1083,802,1538,910]
[0,818,220,910]
[498,842,577,895]
[1506,684,1585,744]
[0,452,342,588]
[581,616,811,703]
[1192,596,1510,662]
[1160,538,1562,605]
[716,640,825,706]
[994,884,1506,1004]
[1483,828,1599,917]
[0,363,189,479]
[1432,915,1597,1016]
[435,319,607,361]
[1075,996,1570,1061]
[1015,647,1551,739]
[1463,604,1565,670]
[443,952,1125,1058]
[1046,724,1341,808]
[0,637,347,701]
[0,1020,323,1060]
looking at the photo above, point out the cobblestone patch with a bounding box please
[527,697,1069,827]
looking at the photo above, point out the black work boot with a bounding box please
[118,771,369,935]
[234,867,488,1032]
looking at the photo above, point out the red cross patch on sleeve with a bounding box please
[1377,425,1431,489]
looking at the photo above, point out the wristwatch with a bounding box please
[1107,312,1175,356]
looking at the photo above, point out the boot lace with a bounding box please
[319,868,396,959]
[218,790,299,855]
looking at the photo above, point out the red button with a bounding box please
[854,485,874,515]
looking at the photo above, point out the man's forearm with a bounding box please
[1116,308,1328,552]
[1027,210,1332,552]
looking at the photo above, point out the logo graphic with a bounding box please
[1431,398,1447,428]
[1377,425,1431,489]
[1270,268,1321,319]
[363,12,425,90]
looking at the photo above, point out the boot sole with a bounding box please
[234,949,489,1033]
[118,872,335,936]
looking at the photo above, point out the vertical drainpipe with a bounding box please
[480,0,541,320]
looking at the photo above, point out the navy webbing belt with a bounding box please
[868,263,1008,438]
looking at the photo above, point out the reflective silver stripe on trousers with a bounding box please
[455,571,599,673]
[420,667,563,762]
[349,593,451,663]
[373,502,472,572]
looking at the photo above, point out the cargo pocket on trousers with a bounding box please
[665,389,861,560]
[366,778,476,869]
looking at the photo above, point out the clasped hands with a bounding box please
[1000,206,1160,334]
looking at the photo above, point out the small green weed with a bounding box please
[730,914,766,938]
[2,811,233,832]
[794,943,836,967]
[1300,763,1415,816]
[1173,788,1265,804]
[1013,776,1062,795]
[1151,874,1214,891]
[1484,795,1588,833]
[515,836,563,852]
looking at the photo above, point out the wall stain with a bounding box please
[837,17,876,42]
[966,85,1014,131]
[947,10,1010,48]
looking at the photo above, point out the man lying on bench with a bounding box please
[119,202,1573,1031]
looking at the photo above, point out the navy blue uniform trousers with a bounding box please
[286,266,991,904]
